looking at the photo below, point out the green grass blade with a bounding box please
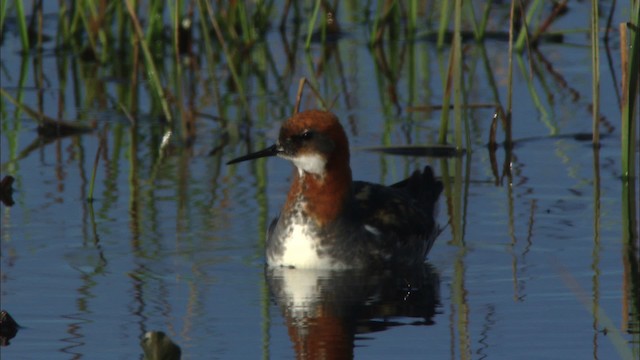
[408,0,417,39]
[453,0,463,149]
[591,0,600,145]
[437,0,451,49]
[201,0,247,107]
[620,3,639,179]
[15,0,29,50]
[0,0,9,40]
[305,0,322,49]
[124,0,173,124]
[515,0,542,52]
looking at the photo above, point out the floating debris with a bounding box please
[0,310,20,346]
[361,144,465,158]
[141,331,181,360]
[0,176,15,207]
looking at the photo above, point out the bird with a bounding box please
[227,110,443,269]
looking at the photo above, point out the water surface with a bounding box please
[1,2,638,359]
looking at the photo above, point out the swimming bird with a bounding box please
[228,110,443,269]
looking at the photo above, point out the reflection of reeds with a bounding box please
[87,142,102,202]
[555,259,636,359]
[621,177,638,336]
[0,1,637,356]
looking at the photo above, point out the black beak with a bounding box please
[227,144,280,165]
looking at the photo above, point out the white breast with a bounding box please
[267,221,347,269]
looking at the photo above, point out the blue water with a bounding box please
[1,1,638,359]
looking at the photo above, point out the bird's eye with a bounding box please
[301,130,313,140]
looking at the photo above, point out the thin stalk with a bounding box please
[591,0,600,146]
[0,0,8,40]
[463,0,480,40]
[305,0,322,49]
[294,77,307,114]
[438,48,454,144]
[621,173,638,336]
[170,0,180,59]
[85,0,110,63]
[202,0,247,107]
[408,0,417,39]
[35,1,42,50]
[505,0,516,147]
[453,0,463,149]
[237,1,255,43]
[69,0,82,42]
[77,2,99,57]
[477,1,493,40]
[56,1,69,48]
[516,55,555,134]
[124,0,173,124]
[515,0,542,53]
[370,0,384,45]
[15,0,29,50]
[170,0,188,142]
[437,0,451,49]
[145,0,164,45]
[620,3,639,180]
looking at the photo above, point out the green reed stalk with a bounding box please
[196,0,226,120]
[620,3,639,180]
[169,0,187,142]
[169,0,181,58]
[516,55,556,134]
[145,0,164,44]
[437,0,451,49]
[505,0,515,146]
[305,0,322,49]
[68,0,83,44]
[408,0,417,39]
[477,1,492,40]
[515,0,542,53]
[370,0,384,45]
[438,48,453,144]
[591,0,600,146]
[236,1,255,43]
[125,0,173,124]
[77,2,98,57]
[55,1,69,48]
[621,173,638,338]
[15,0,29,51]
[116,1,127,50]
[463,1,479,40]
[201,0,247,107]
[0,0,8,41]
[453,0,463,149]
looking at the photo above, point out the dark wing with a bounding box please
[353,166,443,262]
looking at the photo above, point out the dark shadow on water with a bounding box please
[266,264,440,359]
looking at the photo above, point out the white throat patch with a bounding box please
[290,153,326,176]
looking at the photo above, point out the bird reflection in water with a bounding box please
[266,264,440,359]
